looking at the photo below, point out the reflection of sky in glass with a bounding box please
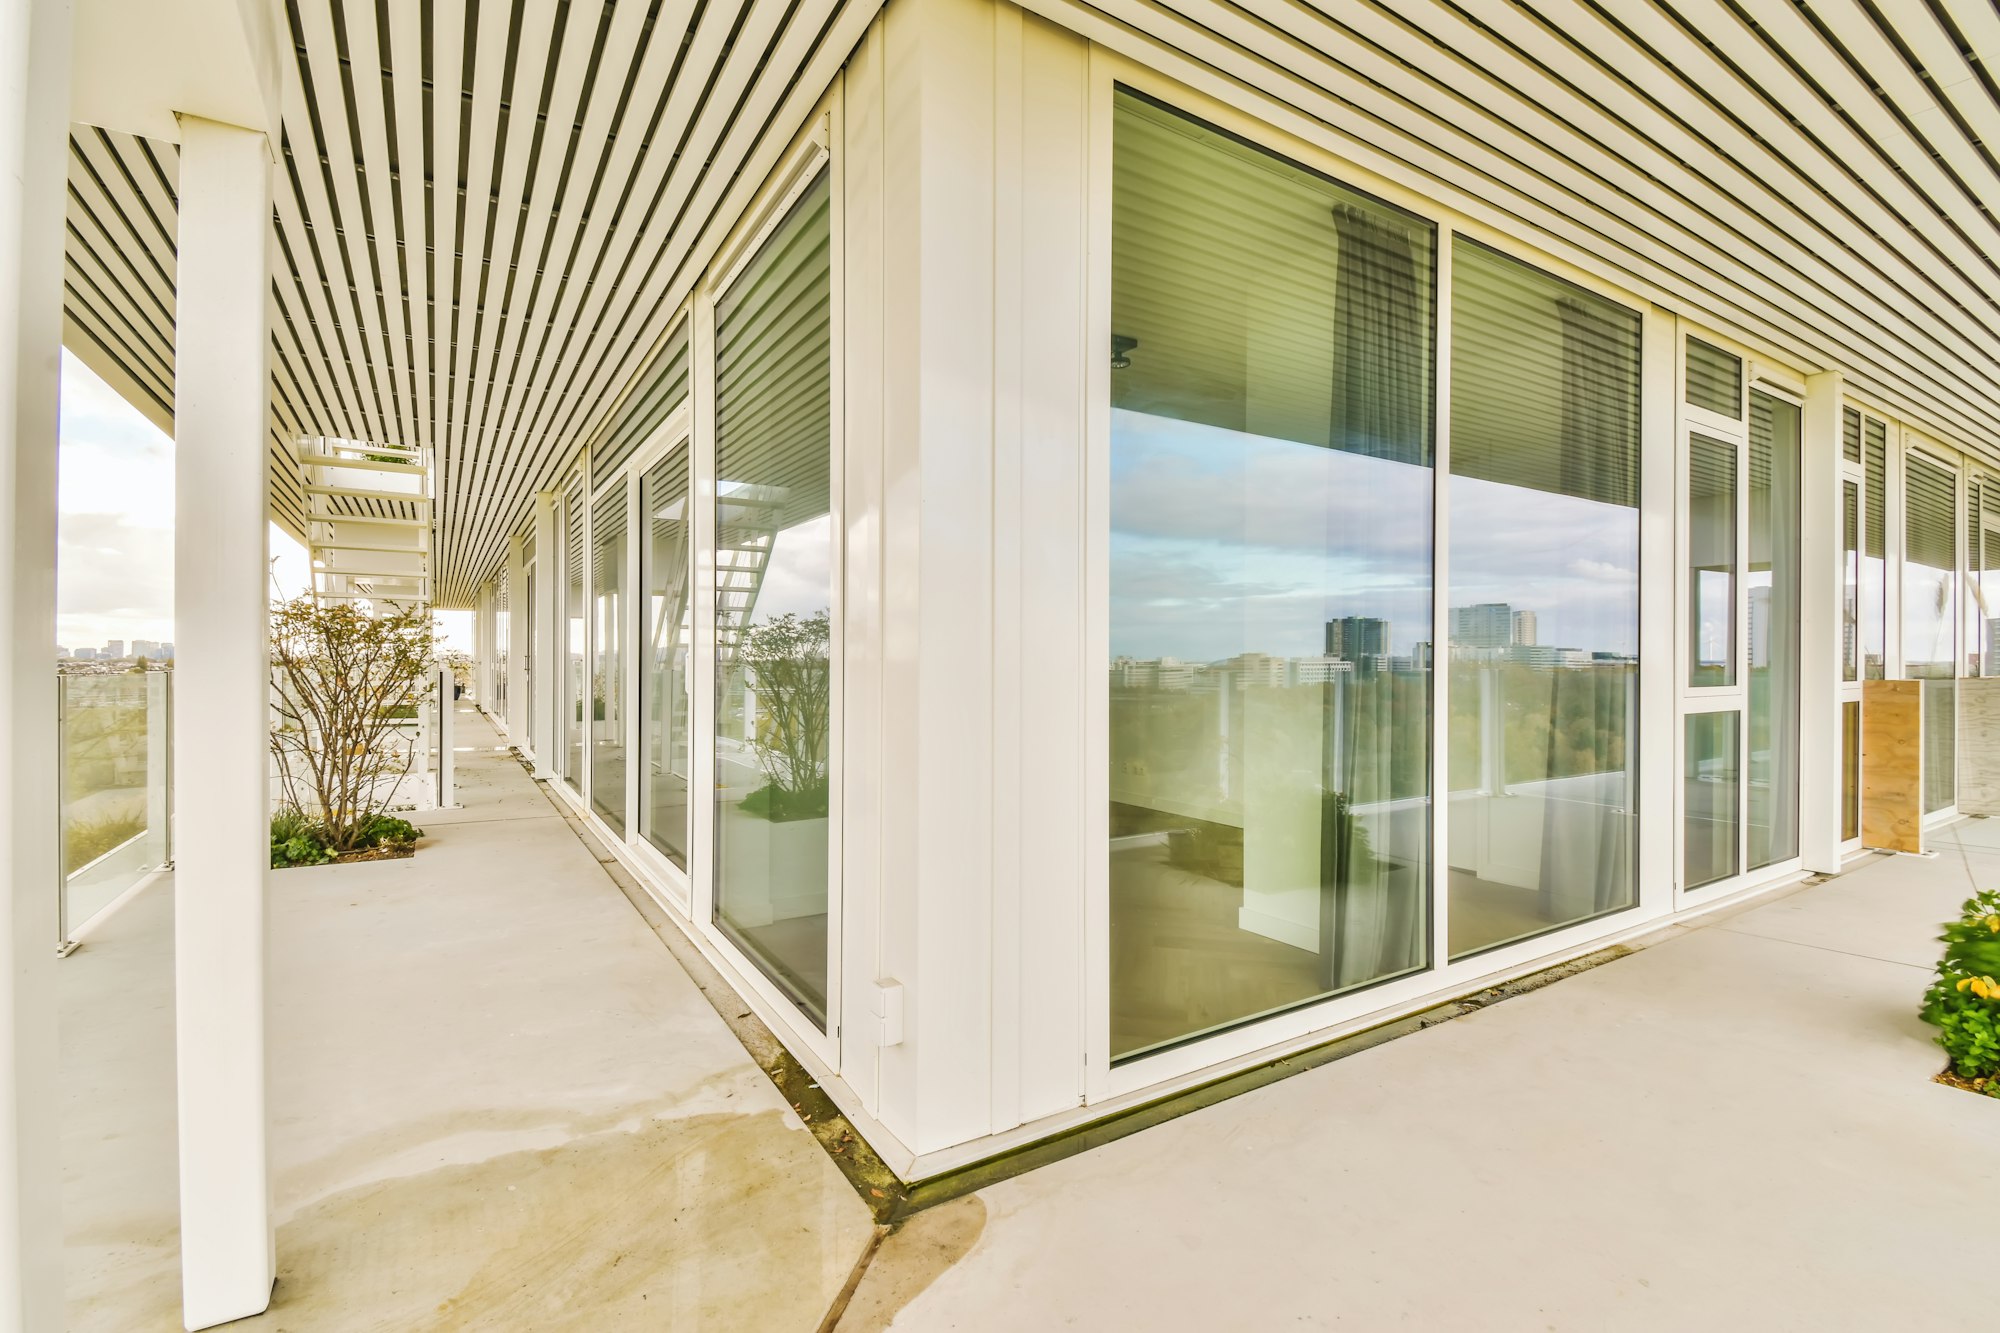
[747,514,832,624]
[1447,476,1638,656]
[1110,409,1430,661]
[1904,559,1957,671]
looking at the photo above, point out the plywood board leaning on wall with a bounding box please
[1957,677,2000,816]
[1861,678,1924,853]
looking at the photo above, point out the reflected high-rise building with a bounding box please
[1324,616,1389,660]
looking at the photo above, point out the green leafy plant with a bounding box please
[270,807,335,869]
[356,814,423,849]
[1919,888,2000,1096]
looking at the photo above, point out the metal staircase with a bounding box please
[714,483,784,658]
[297,437,433,614]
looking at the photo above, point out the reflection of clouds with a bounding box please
[1449,476,1638,657]
[1111,411,1433,660]
[750,513,833,623]
[1109,408,1641,662]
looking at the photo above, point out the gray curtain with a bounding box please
[1329,204,1430,466]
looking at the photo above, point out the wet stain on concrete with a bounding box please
[830,1195,988,1332]
[73,1111,870,1333]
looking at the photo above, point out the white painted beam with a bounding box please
[0,1,71,1328]
[1801,370,1845,873]
[171,114,274,1331]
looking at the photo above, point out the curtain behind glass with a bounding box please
[1107,90,1433,1062]
[1447,238,1640,958]
[1747,392,1800,868]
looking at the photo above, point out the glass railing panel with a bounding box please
[59,670,171,944]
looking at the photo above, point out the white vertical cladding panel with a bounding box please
[863,0,1092,1154]
[1800,371,1845,872]
[532,491,560,776]
[877,0,998,1157]
[1006,13,1089,1125]
[840,26,887,1120]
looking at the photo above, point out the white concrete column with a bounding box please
[532,492,559,777]
[506,532,529,745]
[1800,369,1846,872]
[172,115,275,1330]
[0,1,71,1327]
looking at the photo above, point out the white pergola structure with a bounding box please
[14,0,2000,1328]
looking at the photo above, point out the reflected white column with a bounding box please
[172,115,275,1330]
[0,0,70,1327]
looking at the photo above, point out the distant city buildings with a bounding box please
[55,637,175,669]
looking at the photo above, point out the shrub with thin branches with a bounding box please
[269,597,440,853]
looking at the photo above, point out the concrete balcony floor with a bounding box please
[62,707,2000,1330]
[61,707,872,1331]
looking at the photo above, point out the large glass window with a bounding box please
[1905,452,1958,813]
[641,446,692,869]
[591,479,629,833]
[713,165,835,1029]
[493,569,510,720]
[1106,91,1434,1061]
[1746,391,1800,869]
[563,477,586,791]
[1684,711,1739,889]
[1446,239,1640,957]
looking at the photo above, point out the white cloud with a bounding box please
[58,352,175,652]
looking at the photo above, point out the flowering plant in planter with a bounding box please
[1920,888,2000,1096]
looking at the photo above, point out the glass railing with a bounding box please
[58,671,172,948]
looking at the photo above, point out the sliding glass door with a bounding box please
[1905,449,1959,815]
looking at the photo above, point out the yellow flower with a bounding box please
[1958,977,1975,993]
[1986,915,2000,933]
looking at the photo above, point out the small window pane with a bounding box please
[1841,700,1861,843]
[1689,434,1736,687]
[1842,480,1859,683]
[1842,405,1862,464]
[1863,418,1887,680]
[1685,338,1742,418]
[591,479,628,834]
[1685,712,1740,890]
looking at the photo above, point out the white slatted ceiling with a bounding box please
[1026,0,2000,462]
[61,0,866,604]
[62,0,2000,602]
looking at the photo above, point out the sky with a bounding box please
[1109,407,1639,662]
[58,350,471,653]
